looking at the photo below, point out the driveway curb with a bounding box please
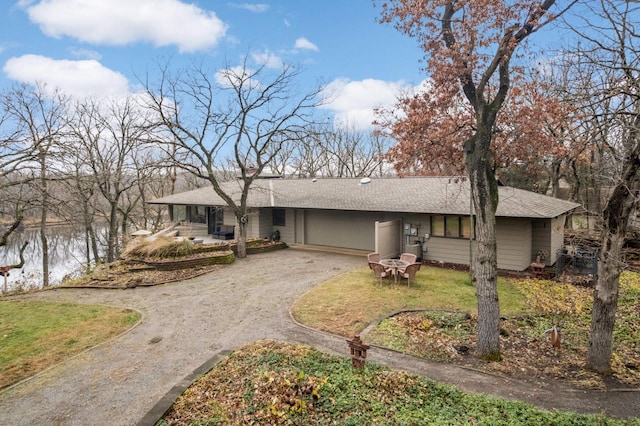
[138,350,231,426]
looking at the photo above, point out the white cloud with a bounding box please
[251,50,283,69]
[68,47,102,60]
[215,66,259,89]
[294,37,318,52]
[319,78,417,131]
[3,54,130,98]
[229,3,270,13]
[22,0,228,53]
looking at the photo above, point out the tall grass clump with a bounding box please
[123,237,194,259]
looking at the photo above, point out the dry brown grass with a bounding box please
[122,237,194,259]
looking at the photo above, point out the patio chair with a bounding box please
[367,252,381,268]
[399,252,417,264]
[369,262,390,284]
[398,263,421,287]
[398,252,418,273]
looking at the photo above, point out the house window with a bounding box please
[445,216,460,238]
[273,208,286,226]
[172,205,187,222]
[431,215,445,237]
[431,215,474,239]
[461,216,474,238]
[188,206,206,223]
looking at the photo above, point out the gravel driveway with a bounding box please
[1,249,638,425]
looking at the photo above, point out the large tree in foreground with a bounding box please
[145,59,318,258]
[377,0,574,359]
[564,0,640,373]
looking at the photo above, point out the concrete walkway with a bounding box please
[0,249,637,425]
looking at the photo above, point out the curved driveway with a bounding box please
[1,249,637,425]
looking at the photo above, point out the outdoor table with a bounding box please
[379,258,410,283]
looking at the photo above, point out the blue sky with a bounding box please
[1,0,429,131]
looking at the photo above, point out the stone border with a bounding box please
[137,350,231,426]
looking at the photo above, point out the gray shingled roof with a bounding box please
[148,177,580,219]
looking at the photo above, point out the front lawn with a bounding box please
[291,265,525,336]
[0,300,141,389]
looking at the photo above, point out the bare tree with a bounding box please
[1,83,68,287]
[563,0,640,373]
[0,90,30,248]
[316,123,393,177]
[144,58,319,258]
[67,96,146,262]
[275,122,394,178]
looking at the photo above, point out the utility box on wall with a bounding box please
[405,243,421,261]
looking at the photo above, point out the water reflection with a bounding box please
[0,225,105,292]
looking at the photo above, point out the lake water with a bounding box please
[0,226,103,293]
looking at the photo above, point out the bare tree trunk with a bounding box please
[236,219,247,258]
[81,202,100,266]
[587,232,622,373]
[587,135,640,372]
[39,148,50,287]
[107,202,119,262]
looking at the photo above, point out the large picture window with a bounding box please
[445,216,460,238]
[188,206,206,223]
[431,215,474,239]
[273,208,286,226]
[172,205,187,222]
[431,215,445,237]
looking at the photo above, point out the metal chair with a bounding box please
[398,263,420,287]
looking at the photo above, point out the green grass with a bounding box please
[161,340,634,425]
[0,300,140,389]
[292,265,525,336]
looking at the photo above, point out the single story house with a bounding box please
[148,176,580,271]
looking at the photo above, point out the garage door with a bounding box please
[305,210,377,250]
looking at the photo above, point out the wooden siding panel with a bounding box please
[531,219,552,265]
[424,238,474,265]
[496,218,532,271]
[530,215,566,266]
